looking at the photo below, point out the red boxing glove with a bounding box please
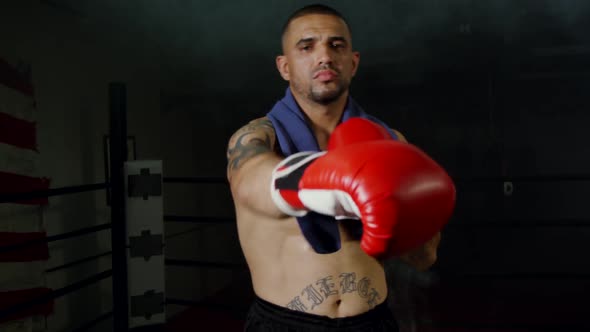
[327,117,393,149]
[270,118,393,218]
[306,142,455,257]
[326,118,455,257]
[271,118,456,258]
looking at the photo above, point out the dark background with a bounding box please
[1,0,589,331]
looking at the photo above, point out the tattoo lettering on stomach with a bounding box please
[286,272,382,313]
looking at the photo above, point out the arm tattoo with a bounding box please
[226,119,274,174]
[286,273,382,313]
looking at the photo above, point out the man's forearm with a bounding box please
[227,117,288,219]
[398,232,441,271]
[230,152,287,219]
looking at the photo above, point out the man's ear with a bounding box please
[276,55,290,81]
[351,51,360,77]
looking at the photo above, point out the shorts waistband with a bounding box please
[250,295,392,329]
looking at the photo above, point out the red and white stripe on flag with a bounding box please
[0,57,49,205]
[0,56,54,325]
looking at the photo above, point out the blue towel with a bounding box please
[267,88,398,254]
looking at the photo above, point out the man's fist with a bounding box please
[302,139,455,257]
[270,118,393,219]
[327,117,393,149]
[270,118,456,258]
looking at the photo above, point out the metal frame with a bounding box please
[109,82,129,332]
[103,134,136,206]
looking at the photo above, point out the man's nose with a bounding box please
[316,45,334,66]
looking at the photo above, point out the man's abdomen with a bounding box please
[248,231,389,319]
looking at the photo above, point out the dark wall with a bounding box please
[157,1,590,330]
[158,1,590,331]
[364,1,590,331]
[35,0,589,330]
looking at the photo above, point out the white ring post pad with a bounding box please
[124,160,165,328]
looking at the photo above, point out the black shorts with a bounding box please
[244,296,399,332]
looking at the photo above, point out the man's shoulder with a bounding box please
[232,116,275,135]
[247,116,275,128]
[250,116,273,126]
[227,116,279,153]
[391,129,408,143]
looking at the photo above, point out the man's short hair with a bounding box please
[281,4,352,40]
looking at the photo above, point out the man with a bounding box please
[226,4,454,331]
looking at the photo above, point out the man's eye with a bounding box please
[331,43,345,48]
[301,45,312,51]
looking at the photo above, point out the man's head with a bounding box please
[276,4,360,105]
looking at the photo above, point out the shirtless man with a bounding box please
[226,4,454,331]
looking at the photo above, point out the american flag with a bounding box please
[0,56,54,330]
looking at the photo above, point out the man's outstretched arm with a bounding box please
[226,117,288,219]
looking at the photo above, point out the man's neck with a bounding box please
[290,88,349,150]
[291,89,349,134]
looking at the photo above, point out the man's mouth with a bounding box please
[314,69,338,82]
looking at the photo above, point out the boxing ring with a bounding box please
[0,177,248,331]
[0,82,250,331]
[1,82,588,332]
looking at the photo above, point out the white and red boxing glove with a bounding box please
[270,118,456,258]
[270,118,393,219]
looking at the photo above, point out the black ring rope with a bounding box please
[0,183,109,204]
[0,270,113,321]
[0,223,112,255]
[45,250,113,273]
[165,259,247,270]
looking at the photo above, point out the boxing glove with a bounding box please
[325,118,456,257]
[314,140,455,258]
[271,118,456,258]
[270,118,393,218]
[326,117,393,149]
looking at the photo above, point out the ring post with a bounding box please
[125,160,165,330]
[109,82,129,331]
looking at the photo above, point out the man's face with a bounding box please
[277,14,360,105]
